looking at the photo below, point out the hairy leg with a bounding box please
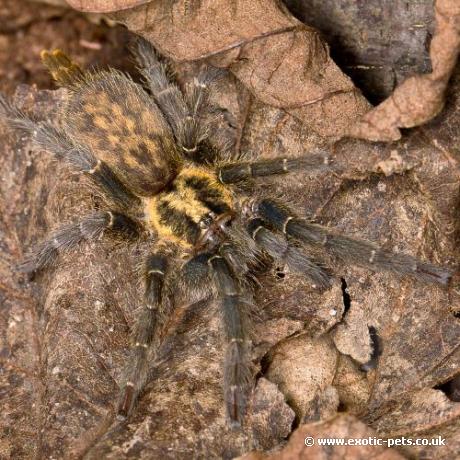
[247,217,332,289]
[217,152,331,184]
[0,93,140,212]
[168,249,253,426]
[19,211,140,273]
[254,199,451,284]
[133,38,218,160]
[134,39,188,137]
[208,253,252,427]
[117,252,169,419]
[117,250,221,420]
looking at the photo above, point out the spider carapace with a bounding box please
[144,166,235,249]
[0,38,451,428]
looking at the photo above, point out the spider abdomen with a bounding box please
[143,165,234,247]
[63,71,179,197]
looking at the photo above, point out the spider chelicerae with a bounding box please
[0,38,451,428]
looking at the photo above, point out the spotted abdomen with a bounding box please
[63,71,179,197]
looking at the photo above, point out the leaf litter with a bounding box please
[0,0,459,459]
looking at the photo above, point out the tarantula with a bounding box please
[0,38,451,427]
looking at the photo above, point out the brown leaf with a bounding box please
[63,0,458,141]
[2,60,458,460]
[1,1,459,459]
[264,335,339,420]
[238,414,405,460]
[348,0,460,141]
[368,389,460,460]
[65,0,150,12]
[0,85,65,460]
[328,67,460,456]
[250,378,296,451]
[106,0,370,140]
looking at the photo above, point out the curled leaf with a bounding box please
[239,414,405,460]
[65,0,150,12]
[348,0,460,141]
[64,0,460,141]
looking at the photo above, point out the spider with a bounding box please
[0,38,451,428]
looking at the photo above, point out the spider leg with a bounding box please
[247,217,332,289]
[181,68,220,149]
[117,252,169,419]
[36,125,140,211]
[118,251,218,420]
[116,250,252,424]
[133,38,217,159]
[208,253,252,427]
[0,92,36,133]
[217,153,330,184]
[0,94,140,211]
[254,199,451,284]
[133,40,189,144]
[19,211,140,273]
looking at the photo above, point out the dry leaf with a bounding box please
[349,0,460,141]
[264,335,339,419]
[103,0,370,140]
[1,1,459,459]
[65,0,150,13]
[238,414,405,460]
[57,0,460,141]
